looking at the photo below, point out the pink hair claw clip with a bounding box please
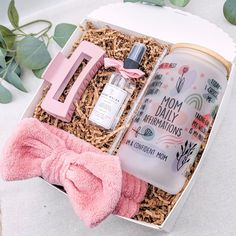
[41,40,106,122]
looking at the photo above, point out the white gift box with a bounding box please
[21,3,236,232]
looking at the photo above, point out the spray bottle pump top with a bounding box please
[124,43,146,69]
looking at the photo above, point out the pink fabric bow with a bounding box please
[104,58,145,79]
[0,118,147,227]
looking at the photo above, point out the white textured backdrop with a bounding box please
[0,0,236,235]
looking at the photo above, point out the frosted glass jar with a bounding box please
[117,43,231,194]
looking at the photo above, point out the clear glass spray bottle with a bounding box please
[89,43,146,130]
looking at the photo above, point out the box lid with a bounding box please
[88,2,236,63]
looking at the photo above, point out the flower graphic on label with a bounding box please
[170,69,197,97]
[132,125,155,141]
[176,65,189,93]
[178,65,189,75]
[176,140,197,171]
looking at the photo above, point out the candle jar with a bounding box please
[117,43,231,194]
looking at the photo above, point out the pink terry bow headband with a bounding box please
[104,58,145,79]
[0,118,147,227]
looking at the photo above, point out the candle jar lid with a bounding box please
[170,43,232,76]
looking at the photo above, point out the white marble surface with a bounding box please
[1,0,236,235]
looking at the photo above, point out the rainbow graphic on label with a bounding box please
[184,93,203,111]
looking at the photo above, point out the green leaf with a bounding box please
[32,65,47,78]
[0,34,6,48]
[5,71,27,92]
[0,83,12,103]
[223,0,236,25]
[0,48,7,57]
[53,23,77,48]
[124,0,165,6]
[142,0,165,6]
[8,0,19,28]
[8,60,21,77]
[0,25,16,49]
[0,48,6,68]
[0,59,21,78]
[0,59,23,93]
[169,0,190,7]
[0,58,26,93]
[16,36,51,70]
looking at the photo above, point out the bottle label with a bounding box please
[89,83,128,130]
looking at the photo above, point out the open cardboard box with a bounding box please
[21,3,236,232]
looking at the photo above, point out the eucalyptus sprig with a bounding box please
[0,0,76,104]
